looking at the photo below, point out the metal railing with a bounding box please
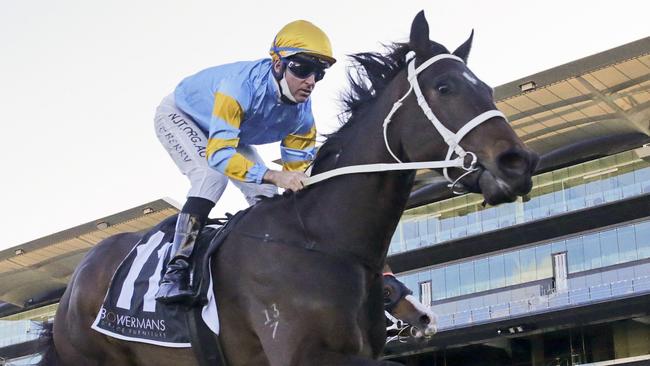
[434,275,650,331]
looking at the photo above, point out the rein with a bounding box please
[304,53,506,194]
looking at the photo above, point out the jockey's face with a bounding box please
[273,58,324,103]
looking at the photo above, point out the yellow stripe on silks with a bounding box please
[225,153,255,182]
[212,92,243,128]
[206,137,240,158]
[282,125,317,150]
[283,160,310,172]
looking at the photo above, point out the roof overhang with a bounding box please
[0,199,179,316]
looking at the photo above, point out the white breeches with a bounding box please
[154,94,277,206]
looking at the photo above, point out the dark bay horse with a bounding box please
[382,267,437,340]
[40,11,538,366]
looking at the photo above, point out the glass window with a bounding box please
[474,259,490,292]
[535,244,553,279]
[551,240,567,254]
[584,179,604,207]
[520,247,537,282]
[452,214,469,239]
[388,227,402,254]
[601,268,616,284]
[618,170,640,198]
[417,219,429,246]
[445,264,460,298]
[635,166,650,193]
[459,261,475,295]
[523,195,540,221]
[489,254,506,289]
[480,208,499,232]
[584,272,602,287]
[466,211,482,235]
[599,228,619,267]
[618,224,638,264]
[601,175,622,203]
[635,221,650,259]
[417,270,432,287]
[550,190,566,215]
[566,237,585,273]
[565,182,586,211]
[403,220,419,251]
[438,216,454,242]
[426,216,439,244]
[504,251,521,286]
[537,191,555,218]
[497,204,516,228]
[401,273,418,294]
[431,267,446,301]
[583,232,602,270]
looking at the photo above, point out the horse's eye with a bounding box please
[383,289,391,298]
[437,83,450,94]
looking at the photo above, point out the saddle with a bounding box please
[91,209,248,350]
[190,210,248,306]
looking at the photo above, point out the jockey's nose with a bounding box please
[305,73,316,85]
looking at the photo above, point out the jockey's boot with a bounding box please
[155,212,204,305]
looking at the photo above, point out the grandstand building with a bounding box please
[1,37,649,366]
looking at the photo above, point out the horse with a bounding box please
[38,11,538,366]
[382,266,437,339]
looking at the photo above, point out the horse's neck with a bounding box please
[300,170,414,270]
[300,83,416,270]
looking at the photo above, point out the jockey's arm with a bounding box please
[206,92,268,184]
[280,124,317,172]
[268,122,317,192]
[262,170,307,192]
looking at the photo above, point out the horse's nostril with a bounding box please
[498,149,529,175]
[420,315,430,325]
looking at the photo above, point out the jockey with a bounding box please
[153,20,336,304]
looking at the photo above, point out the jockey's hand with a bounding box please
[263,170,307,192]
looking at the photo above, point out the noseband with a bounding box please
[304,53,506,194]
[383,54,505,193]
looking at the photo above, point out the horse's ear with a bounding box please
[453,30,474,63]
[409,11,430,56]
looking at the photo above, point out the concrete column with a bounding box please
[530,335,544,366]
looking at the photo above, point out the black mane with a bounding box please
[339,43,411,126]
[338,40,449,129]
[311,44,411,171]
[313,42,449,171]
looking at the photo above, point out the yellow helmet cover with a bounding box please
[270,20,336,65]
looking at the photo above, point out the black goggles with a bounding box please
[284,59,327,82]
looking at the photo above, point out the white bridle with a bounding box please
[304,53,506,193]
